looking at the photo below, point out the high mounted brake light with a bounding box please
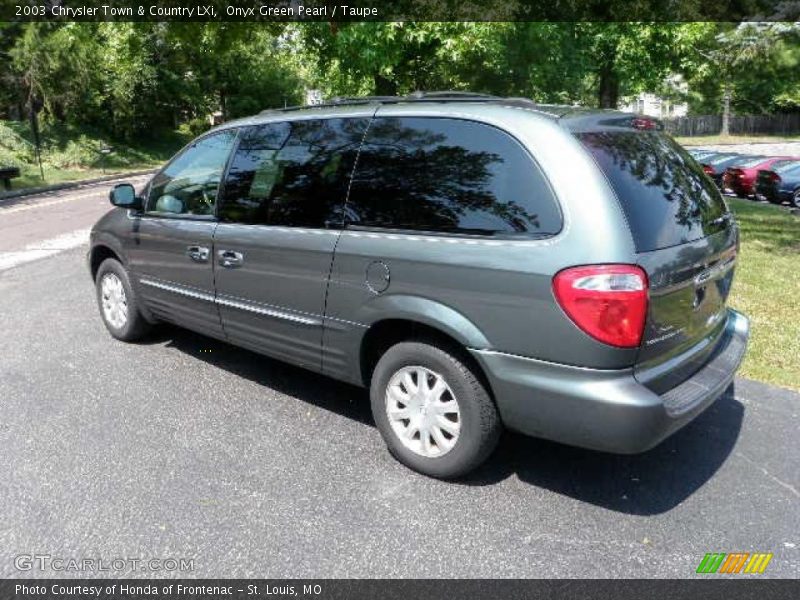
[553,265,649,348]
[631,117,660,130]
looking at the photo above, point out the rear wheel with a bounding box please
[370,340,501,479]
[95,258,151,342]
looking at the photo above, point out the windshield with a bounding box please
[708,153,740,165]
[578,131,730,252]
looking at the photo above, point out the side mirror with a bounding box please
[109,183,142,210]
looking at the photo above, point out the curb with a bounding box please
[0,169,155,203]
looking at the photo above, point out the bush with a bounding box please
[0,121,34,166]
[179,117,212,138]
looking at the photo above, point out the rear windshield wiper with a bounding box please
[709,213,731,228]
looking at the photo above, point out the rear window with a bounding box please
[736,156,768,168]
[775,161,800,174]
[346,117,562,236]
[578,132,729,252]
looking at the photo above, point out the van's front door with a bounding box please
[127,130,237,337]
[212,117,370,370]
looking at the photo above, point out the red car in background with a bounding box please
[722,156,800,197]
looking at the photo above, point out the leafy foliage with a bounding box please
[0,21,798,142]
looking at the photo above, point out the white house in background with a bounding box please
[305,89,324,106]
[619,75,689,118]
[619,93,689,118]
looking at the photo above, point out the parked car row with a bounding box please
[686,147,800,208]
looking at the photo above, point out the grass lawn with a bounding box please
[727,198,800,391]
[1,120,191,195]
[676,134,800,146]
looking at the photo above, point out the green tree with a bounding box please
[686,23,800,132]
[300,22,506,96]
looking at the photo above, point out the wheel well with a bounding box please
[90,245,121,280]
[359,319,493,395]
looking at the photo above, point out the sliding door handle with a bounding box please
[218,249,244,268]
[186,245,210,262]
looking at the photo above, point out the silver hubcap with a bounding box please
[100,273,128,329]
[385,366,461,458]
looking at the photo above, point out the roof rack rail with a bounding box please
[407,91,498,99]
[259,91,504,115]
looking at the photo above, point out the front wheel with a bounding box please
[95,258,151,342]
[793,189,800,209]
[370,340,501,479]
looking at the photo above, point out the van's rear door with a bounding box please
[576,127,737,393]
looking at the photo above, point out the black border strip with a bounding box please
[2,0,800,22]
[2,579,799,600]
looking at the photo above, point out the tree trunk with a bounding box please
[597,65,619,109]
[220,89,227,121]
[28,103,45,182]
[721,85,731,137]
[374,74,397,97]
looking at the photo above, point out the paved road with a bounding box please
[0,182,798,578]
[0,176,151,269]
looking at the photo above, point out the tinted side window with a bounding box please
[219,118,369,228]
[148,130,236,216]
[577,132,729,251]
[346,117,561,235]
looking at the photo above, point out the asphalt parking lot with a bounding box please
[0,183,798,578]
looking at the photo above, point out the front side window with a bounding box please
[147,130,237,216]
[346,117,562,236]
[219,118,369,227]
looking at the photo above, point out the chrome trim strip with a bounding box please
[216,296,320,326]
[139,277,361,328]
[139,278,216,303]
[694,256,736,287]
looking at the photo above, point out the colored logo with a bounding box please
[696,552,773,574]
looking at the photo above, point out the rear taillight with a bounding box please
[553,265,649,348]
[770,172,781,183]
[702,165,714,175]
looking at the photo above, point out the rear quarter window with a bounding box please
[577,131,729,252]
[346,117,562,236]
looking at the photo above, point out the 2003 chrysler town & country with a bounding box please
[88,93,750,478]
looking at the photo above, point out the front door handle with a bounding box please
[218,249,244,268]
[186,245,210,262]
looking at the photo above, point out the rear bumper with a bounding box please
[470,309,749,454]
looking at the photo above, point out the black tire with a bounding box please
[370,340,501,479]
[95,258,151,342]
[793,189,800,209]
